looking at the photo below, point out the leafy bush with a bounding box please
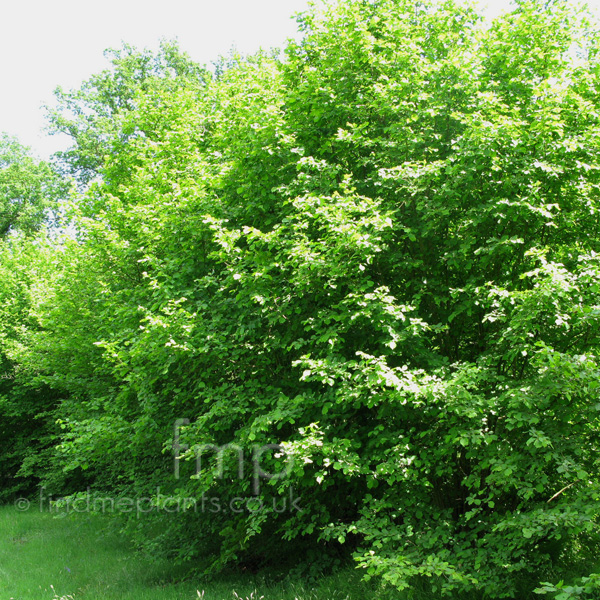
[4,1,600,597]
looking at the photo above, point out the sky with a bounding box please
[0,0,312,158]
[0,0,598,160]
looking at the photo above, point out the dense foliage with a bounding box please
[0,137,63,500]
[0,135,61,238]
[2,1,600,597]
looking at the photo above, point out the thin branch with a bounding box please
[547,482,576,503]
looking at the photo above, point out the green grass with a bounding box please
[0,506,374,600]
[4,505,590,600]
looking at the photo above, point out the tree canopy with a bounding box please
[0,134,60,238]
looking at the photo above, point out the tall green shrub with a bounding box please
[13,1,600,596]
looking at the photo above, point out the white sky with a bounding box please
[0,0,598,160]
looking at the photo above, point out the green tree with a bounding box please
[0,236,66,500]
[0,135,65,498]
[0,134,60,238]
[46,39,209,185]
[12,0,600,597]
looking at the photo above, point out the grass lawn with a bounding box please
[0,506,372,600]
